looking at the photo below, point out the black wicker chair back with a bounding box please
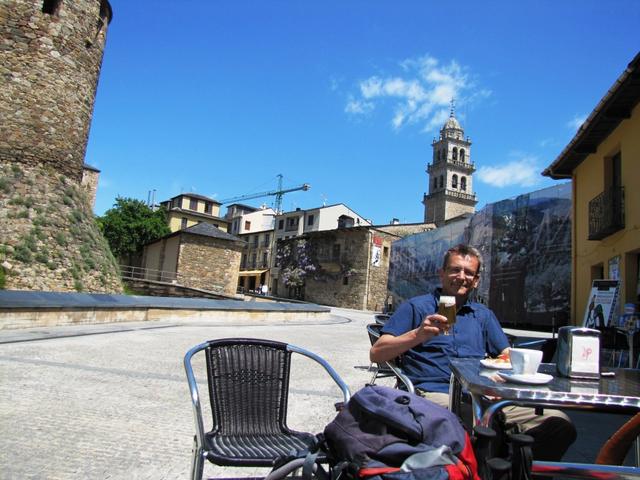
[185,337,351,480]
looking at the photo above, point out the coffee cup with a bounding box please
[437,295,456,335]
[509,348,543,375]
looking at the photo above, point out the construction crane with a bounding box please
[219,174,310,214]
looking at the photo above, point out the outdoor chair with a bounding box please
[366,323,415,394]
[374,313,390,325]
[184,338,351,480]
[595,412,640,465]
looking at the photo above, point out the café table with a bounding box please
[448,357,640,478]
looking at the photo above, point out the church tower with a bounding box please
[422,105,477,226]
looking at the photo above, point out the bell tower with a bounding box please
[422,103,477,226]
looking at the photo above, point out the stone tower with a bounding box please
[422,107,477,226]
[0,0,122,293]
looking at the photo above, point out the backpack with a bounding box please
[320,385,481,480]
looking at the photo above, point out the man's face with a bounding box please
[439,253,480,299]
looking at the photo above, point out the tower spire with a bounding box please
[450,98,455,117]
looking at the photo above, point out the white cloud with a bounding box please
[345,54,489,132]
[567,114,587,131]
[477,155,541,188]
[345,98,374,115]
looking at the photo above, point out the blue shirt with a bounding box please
[381,291,509,393]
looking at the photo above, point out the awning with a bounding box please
[238,269,269,277]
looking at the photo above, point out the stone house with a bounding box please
[142,223,244,296]
[272,227,399,310]
[160,193,229,233]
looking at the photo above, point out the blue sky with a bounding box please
[86,1,639,225]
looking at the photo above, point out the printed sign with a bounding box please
[371,245,381,267]
[583,279,620,328]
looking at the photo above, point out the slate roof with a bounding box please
[182,222,244,242]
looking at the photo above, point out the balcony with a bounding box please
[588,186,625,240]
[427,159,475,174]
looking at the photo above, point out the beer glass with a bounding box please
[438,295,456,335]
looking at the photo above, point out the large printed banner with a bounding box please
[388,183,572,328]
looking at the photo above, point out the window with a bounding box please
[263,233,270,246]
[278,219,284,230]
[189,198,197,210]
[42,0,62,15]
[251,253,257,269]
[460,149,466,162]
[307,214,315,226]
[332,243,341,261]
[383,246,389,259]
[439,175,444,189]
[262,252,268,267]
[173,198,181,209]
[181,218,188,229]
[343,276,349,286]
[460,176,467,191]
[204,202,212,214]
[253,235,259,246]
[241,254,247,268]
[452,174,458,189]
[452,147,458,160]
[433,178,438,190]
[244,221,251,231]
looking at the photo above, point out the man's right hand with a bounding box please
[420,313,448,339]
[370,314,446,363]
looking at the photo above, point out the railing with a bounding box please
[427,159,475,173]
[588,186,625,240]
[120,265,182,284]
[423,190,477,202]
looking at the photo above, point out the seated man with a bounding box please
[370,244,576,461]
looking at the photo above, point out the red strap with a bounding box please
[358,466,402,477]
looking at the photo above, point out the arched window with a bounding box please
[452,174,458,189]
[452,147,458,160]
[439,175,444,189]
[461,176,467,191]
[460,149,466,162]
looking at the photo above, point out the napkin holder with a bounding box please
[556,326,600,379]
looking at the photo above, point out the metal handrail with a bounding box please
[120,265,182,283]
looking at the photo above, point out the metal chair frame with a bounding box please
[184,338,351,480]
[366,323,415,394]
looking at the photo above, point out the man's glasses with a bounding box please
[445,266,478,280]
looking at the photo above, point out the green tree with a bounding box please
[97,197,170,264]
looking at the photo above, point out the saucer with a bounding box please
[497,372,553,385]
[480,358,512,369]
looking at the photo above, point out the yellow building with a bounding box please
[543,52,640,323]
[160,193,229,233]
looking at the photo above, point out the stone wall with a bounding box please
[81,165,100,208]
[274,228,397,310]
[0,162,122,292]
[177,234,243,296]
[0,0,111,182]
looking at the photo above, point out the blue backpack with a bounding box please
[321,385,481,480]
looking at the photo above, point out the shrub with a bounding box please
[55,232,68,247]
[13,244,32,263]
[0,267,5,289]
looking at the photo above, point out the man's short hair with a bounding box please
[442,244,482,275]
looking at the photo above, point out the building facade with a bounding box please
[423,110,477,226]
[142,223,244,296]
[160,193,229,233]
[543,52,640,323]
[273,227,398,310]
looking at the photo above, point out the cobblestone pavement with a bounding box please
[0,308,634,479]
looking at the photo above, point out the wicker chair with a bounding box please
[366,323,415,394]
[184,338,351,480]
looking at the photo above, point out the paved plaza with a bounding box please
[0,308,634,479]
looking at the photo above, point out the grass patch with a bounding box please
[55,232,68,247]
[0,177,10,193]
